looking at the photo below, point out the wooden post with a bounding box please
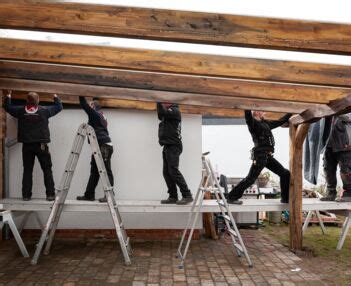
[202,176,218,240]
[289,123,310,251]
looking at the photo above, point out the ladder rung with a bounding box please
[223,215,231,222]
[218,201,226,208]
[228,228,238,238]
[234,243,243,253]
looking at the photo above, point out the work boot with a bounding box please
[336,196,351,202]
[76,195,95,201]
[23,197,31,201]
[46,194,56,201]
[176,196,194,205]
[320,193,336,201]
[98,196,107,203]
[161,197,178,204]
[227,198,243,205]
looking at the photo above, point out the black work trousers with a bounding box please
[228,151,290,202]
[162,144,191,199]
[22,143,55,198]
[324,147,351,197]
[84,144,114,199]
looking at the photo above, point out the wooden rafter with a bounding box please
[1,1,351,55]
[290,94,351,125]
[0,78,321,114]
[1,38,351,88]
[10,92,284,119]
[1,60,350,104]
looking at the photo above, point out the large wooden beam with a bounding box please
[1,1,351,55]
[2,38,351,88]
[0,78,322,114]
[290,94,351,125]
[289,123,310,252]
[1,60,350,104]
[11,92,285,119]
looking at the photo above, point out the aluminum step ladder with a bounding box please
[31,123,132,265]
[176,152,253,268]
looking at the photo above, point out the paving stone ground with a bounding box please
[0,230,325,285]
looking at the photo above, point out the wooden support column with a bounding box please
[289,123,310,251]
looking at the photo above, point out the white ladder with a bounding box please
[176,152,253,268]
[31,123,132,265]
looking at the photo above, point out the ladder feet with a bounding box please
[249,264,254,268]
[30,260,37,265]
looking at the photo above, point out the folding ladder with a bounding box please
[176,152,253,268]
[31,123,132,265]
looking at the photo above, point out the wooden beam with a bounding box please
[1,60,351,104]
[0,78,322,114]
[11,92,286,119]
[290,94,351,125]
[289,123,310,252]
[1,1,351,55]
[2,38,351,88]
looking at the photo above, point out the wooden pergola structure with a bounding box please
[1,1,351,252]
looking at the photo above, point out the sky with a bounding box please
[1,0,351,65]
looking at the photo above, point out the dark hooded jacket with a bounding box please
[4,96,62,143]
[245,110,291,152]
[327,114,351,152]
[79,96,111,144]
[157,103,182,146]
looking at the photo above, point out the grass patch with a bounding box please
[261,222,351,285]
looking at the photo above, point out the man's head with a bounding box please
[163,102,178,109]
[27,92,39,106]
[89,97,101,111]
[252,110,265,120]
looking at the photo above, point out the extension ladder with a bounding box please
[176,152,253,268]
[31,123,132,265]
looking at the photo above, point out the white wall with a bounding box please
[7,109,202,229]
[202,125,290,178]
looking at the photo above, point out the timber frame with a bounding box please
[1,1,351,252]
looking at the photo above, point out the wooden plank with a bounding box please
[0,78,322,114]
[1,60,351,104]
[1,1,351,55]
[289,123,310,251]
[11,91,285,119]
[2,38,351,88]
[0,198,350,213]
[290,94,351,125]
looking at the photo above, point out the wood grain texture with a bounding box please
[290,94,351,125]
[1,60,351,104]
[289,123,310,251]
[10,91,286,119]
[2,38,351,88]
[0,78,322,114]
[1,1,351,55]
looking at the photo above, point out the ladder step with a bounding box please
[223,215,231,222]
[218,201,226,208]
[234,243,243,253]
[228,228,238,238]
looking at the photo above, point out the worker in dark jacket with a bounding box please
[321,113,351,202]
[4,90,62,201]
[228,110,291,204]
[157,102,193,205]
[76,96,113,203]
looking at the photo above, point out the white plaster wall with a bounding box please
[202,125,290,179]
[7,109,202,229]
